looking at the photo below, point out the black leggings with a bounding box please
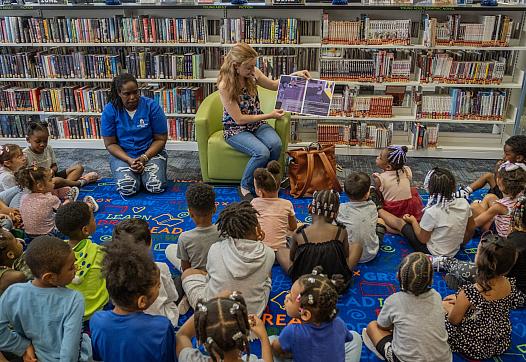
[401,223,430,254]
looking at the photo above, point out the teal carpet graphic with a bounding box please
[80,179,526,362]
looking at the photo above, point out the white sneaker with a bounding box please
[165,244,181,271]
[83,195,99,213]
[361,328,385,360]
[178,295,190,315]
[66,186,80,202]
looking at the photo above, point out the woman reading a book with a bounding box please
[218,43,310,200]
[101,73,168,197]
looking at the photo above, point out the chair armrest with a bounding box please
[274,112,291,163]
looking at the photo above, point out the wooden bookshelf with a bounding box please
[1,3,525,158]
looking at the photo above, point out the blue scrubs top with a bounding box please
[101,96,168,158]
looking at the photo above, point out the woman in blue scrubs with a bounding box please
[101,73,168,196]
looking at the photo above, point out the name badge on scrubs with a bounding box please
[138,118,147,128]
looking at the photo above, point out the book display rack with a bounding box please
[1,2,525,158]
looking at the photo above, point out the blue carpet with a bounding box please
[80,179,526,362]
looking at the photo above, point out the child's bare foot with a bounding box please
[79,172,100,187]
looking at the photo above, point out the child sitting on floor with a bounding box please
[459,135,526,199]
[17,166,98,239]
[55,201,109,323]
[90,241,176,362]
[0,236,92,361]
[471,161,526,237]
[363,252,452,362]
[380,167,474,257]
[0,144,26,192]
[181,201,274,316]
[165,182,220,272]
[373,145,423,221]
[284,190,355,289]
[24,121,99,190]
[271,266,362,362]
[176,292,272,362]
[443,234,525,360]
[112,219,179,327]
[251,160,297,267]
[337,172,386,264]
[0,229,32,295]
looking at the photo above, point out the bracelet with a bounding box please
[140,154,149,163]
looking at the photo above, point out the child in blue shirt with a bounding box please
[270,266,362,362]
[0,235,92,362]
[89,240,176,362]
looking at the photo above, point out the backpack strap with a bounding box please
[318,151,342,192]
[296,152,315,198]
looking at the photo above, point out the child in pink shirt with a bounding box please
[373,145,423,221]
[251,161,297,268]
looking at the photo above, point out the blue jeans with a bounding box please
[225,124,282,193]
[0,186,26,208]
[109,150,168,197]
[268,331,362,362]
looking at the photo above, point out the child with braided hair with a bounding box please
[471,161,526,237]
[363,252,452,362]
[89,241,176,362]
[181,201,274,316]
[270,266,362,362]
[284,190,358,289]
[373,145,424,221]
[380,167,474,257]
[251,160,297,268]
[176,292,272,362]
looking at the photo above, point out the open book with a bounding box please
[275,75,335,117]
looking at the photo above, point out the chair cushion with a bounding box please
[207,131,249,181]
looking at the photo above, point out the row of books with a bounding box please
[322,15,412,45]
[125,51,204,80]
[417,52,506,84]
[320,51,412,82]
[420,89,508,120]
[330,94,394,118]
[220,18,300,44]
[423,15,514,47]
[0,114,196,141]
[316,122,394,148]
[409,122,439,149]
[0,85,206,114]
[0,51,122,79]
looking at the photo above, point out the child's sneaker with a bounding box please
[79,171,100,187]
[83,195,99,212]
[66,186,80,202]
[361,328,385,360]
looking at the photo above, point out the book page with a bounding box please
[275,75,307,114]
[301,79,335,117]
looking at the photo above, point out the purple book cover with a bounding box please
[275,75,335,117]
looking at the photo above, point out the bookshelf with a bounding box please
[1,3,526,158]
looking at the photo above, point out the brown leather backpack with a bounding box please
[287,143,342,198]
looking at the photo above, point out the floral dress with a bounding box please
[222,87,265,139]
[445,278,525,360]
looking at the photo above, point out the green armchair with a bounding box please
[196,87,290,183]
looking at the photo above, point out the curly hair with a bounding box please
[296,266,345,323]
[476,234,517,292]
[102,240,159,310]
[26,121,49,138]
[186,182,216,217]
[344,172,370,201]
[505,135,526,159]
[496,166,526,198]
[25,236,72,278]
[55,201,92,238]
[0,228,17,265]
[194,292,251,362]
[397,252,433,296]
[112,219,151,246]
[310,190,340,223]
[254,160,281,193]
[0,144,22,166]
[108,73,138,110]
[216,201,259,239]
[15,166,50,192]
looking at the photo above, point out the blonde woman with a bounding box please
[218,43,310,200]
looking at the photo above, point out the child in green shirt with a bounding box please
[55,201,109,322]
